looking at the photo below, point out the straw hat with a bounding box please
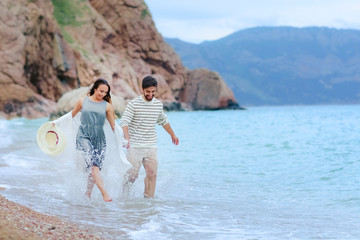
[36,122,67,156]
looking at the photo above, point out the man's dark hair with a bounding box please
[142,76,158,89]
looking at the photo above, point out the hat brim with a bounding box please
[37,122,67,156]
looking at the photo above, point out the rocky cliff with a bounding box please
[0,0,238,119]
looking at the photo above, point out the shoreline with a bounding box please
[0,194,103,240]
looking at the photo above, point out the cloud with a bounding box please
[147,0,360,43]
[155,18,237,43]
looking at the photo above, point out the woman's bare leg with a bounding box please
[91,166,112,202]
[85,174,95,198]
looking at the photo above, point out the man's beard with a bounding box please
[144,94,154,101]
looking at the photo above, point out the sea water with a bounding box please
[0,105,360,240]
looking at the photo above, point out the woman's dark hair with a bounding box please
[89,78,112,103]
[142,76,158,89]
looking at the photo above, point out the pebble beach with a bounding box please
[0,195,103,240]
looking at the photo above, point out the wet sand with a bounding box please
[0,195,103,240]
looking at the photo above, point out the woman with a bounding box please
[70,78,115,202]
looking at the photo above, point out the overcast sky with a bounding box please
[146,0,360,43]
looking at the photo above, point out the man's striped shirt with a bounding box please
[120,96,168,147]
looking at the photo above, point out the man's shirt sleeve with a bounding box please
[120,101,134,127]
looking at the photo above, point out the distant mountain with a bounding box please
[165,27,360,106]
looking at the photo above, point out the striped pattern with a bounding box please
[120,96,168,147]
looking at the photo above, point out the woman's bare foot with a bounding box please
[103,193,112,202]
[84,191,91,199]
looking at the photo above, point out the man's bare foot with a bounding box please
[143,193,154,198]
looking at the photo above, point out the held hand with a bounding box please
[123,139,130,149]
[171,135,179,145]
[123,134,130,149]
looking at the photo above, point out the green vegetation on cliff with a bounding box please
[51,0,88,26]
[51,0,91,56]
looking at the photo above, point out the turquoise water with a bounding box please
[1,105,360,239]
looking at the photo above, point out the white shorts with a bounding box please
[126,147,158,173]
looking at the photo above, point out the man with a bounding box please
[120,76,179,198]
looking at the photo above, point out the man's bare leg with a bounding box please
[143,155,158,198]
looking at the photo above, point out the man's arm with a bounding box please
[121,125,130,149]
[120,101,134,149]
[163,123,179,145]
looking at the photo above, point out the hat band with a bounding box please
[47,130,59,145]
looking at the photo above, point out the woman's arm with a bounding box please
[106,103,116,131]
[72,98,84,118]
[52,98,83,127]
